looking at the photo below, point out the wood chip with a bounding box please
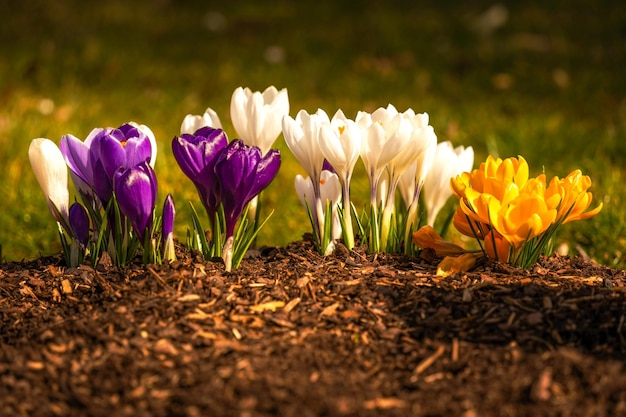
[283,297,301,313]
[177,294,201,302]
[320,302,340,317]
[250,301,285,313]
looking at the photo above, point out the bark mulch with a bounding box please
[1,239,625,417]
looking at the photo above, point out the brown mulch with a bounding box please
[1,239,625,417]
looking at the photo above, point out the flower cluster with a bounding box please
[283,105,474,255]
[449,155,602,268]
[174,86,286,271]
[29,123,175,267]
[28,84,602,272]
[172,130,280,271]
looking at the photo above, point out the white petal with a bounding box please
[29,138,69,224]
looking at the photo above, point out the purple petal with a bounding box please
[171,128,228,216]
[214,140,279,237]
[60,133,96,186]
[69,202,90,246]
[114,161,157,240]
[322,159,335,174]
[118,123,141,138]
[250,148,281,200]
[91,159,113,204]
[162,194,175,239]
[99,131,128,179]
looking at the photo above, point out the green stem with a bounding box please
[342,179,355,251]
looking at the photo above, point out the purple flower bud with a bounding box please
[69,202,90,246]
[171,127,228,220]
[214,139,280,237]
[113,161,157,241]
[162,194,175,241]
[162,194,176,262]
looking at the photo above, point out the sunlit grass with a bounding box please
[1,0,625,268]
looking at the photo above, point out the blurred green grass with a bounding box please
[1,0,625,267]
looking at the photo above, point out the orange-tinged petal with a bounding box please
[453,206,490,240]
[412,225,466,256]
[436,252,482,277]
[484,230,511,263]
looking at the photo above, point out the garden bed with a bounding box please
[1,239,625,416]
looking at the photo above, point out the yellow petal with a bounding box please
[412,225,466,256]
[436,252,481,277]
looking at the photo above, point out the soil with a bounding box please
[1,238,625,417]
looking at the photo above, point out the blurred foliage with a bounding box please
[1,0,625,267]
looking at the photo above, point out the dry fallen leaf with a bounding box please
[436,253,482,277]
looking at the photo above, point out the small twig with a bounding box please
[414,345,445,375]
[147,266,173,290]
[451,338,459,362]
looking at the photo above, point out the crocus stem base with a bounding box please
[223,235,234,272]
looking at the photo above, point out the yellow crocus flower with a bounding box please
[489,191,557,248]
[556,170,603,224]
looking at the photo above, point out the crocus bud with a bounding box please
[162,194,176,262]
[114,161,157,241]
[29,138,70,226]
[69,202,90,246]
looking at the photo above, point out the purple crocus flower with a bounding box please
[214,139,281,239]
[60,123,155,205]
[113,161,157,241]
[69,202,90,246]
[171,127,228,222]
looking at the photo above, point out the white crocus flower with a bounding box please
[318,109,361,250]
[29,138,70,227]
[295,170,342,255]
[423,141,474,226]
[180,107,223,134]
[379,110,436,251]
[283,109,329,189]
[231,86,289,156]
[356,104,412,209]
[283,109,330,244]
[400,129,437,254]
